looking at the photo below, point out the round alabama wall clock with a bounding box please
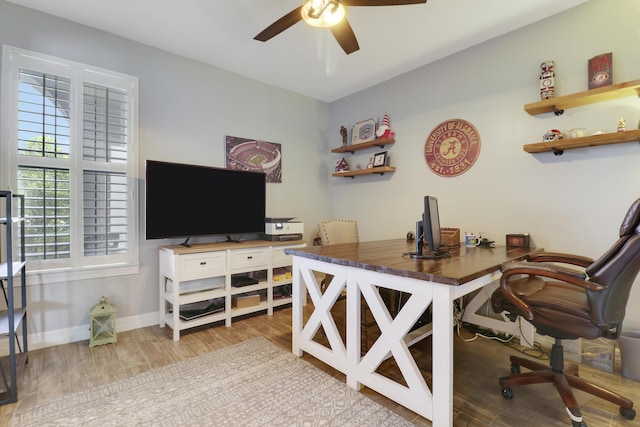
[424,118,481,177]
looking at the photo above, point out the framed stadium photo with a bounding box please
[225,135,282,183]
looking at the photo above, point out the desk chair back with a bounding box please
[318,219,359,245]
[584,198,640,334]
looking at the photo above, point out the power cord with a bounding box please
[452,299,512,343]
[451,297,548,360]
[456,318,550,361]
[456,321,515,343]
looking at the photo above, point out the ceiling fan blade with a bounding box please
[254,6,303,42]
[330,18,359,55]
[344,0,427,6]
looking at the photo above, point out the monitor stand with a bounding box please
[410,250,450,259]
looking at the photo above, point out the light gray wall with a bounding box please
[0,0,330,348]
[327,0,640,330]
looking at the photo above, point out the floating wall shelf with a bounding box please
[523,79,640,155]
[524,129,640,155]
[332,166,395,178]
[524,79,640,116]
[331,138,395,154]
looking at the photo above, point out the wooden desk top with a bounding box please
[285,239,541,286]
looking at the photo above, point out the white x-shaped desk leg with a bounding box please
[292,258,349,371]
[348,269,435,420]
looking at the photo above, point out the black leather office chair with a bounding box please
[491,198,640,427]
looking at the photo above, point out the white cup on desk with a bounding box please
[465,233,480,247]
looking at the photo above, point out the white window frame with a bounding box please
[1,45,139,285]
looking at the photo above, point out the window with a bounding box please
[1,46,139,283]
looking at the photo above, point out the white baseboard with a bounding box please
[0,311,160,355]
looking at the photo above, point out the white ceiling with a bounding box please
[8,0,590,102]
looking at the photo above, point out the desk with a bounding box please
[285,239,540,426]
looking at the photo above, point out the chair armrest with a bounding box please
[499,261,605,320]
[527,251,594,268]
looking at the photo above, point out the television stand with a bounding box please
[159,239,306,341]
[225,235,242,243]
[180,237,192,247]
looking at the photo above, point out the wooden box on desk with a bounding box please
[506,233,530,248]
[232,293,260,308]
[441,228,460,246]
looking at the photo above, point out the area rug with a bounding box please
[11,337,413,426]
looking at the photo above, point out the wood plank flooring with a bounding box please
[0,303,638,426]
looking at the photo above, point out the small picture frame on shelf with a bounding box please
[373,151,388,167]
[351,118,376,145]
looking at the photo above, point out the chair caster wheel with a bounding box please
[571,421,587,427]
[501,387,514,400]
[620,407,636,420]
[510,364,521,374]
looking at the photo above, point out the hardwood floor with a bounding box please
[1,303,638,426]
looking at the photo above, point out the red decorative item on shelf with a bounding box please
[588,53,612,89]
[376,112,395,139]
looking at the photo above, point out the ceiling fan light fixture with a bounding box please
[301,0,346,28]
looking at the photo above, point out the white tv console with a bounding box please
[159,239,305,341]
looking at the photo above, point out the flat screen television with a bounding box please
[145,160,266,243]
[411,195,449,259]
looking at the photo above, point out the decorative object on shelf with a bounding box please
[543,129,563,142]
[225,136,282,183]
[366,157,373,169]
[373,151,388,167]
[376,112,395,139]
[424,118,481,178]
[340,125,348,145]
[539,60,555,100]
[618,118,626,132]
[588,52,612,89]
[335,156,349,172]
[89,296,117,347]
[568,128,586,138]
[351,118,376,145]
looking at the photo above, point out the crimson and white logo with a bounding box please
[424,119,481,177]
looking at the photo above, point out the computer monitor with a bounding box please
[411,195,449,259]
[424,195,441,252]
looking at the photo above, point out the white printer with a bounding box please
[263,217,304,241]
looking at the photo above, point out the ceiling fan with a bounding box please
[254,0,428,55]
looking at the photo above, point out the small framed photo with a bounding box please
[351,118,376,145]
[373,151,388,167]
